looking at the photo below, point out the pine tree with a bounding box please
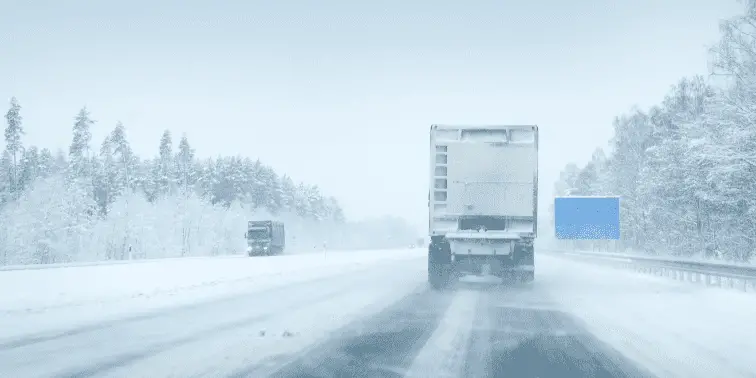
[175,133,195,195]
[69,107,94,179]
[157,129,174,196]
[0,151,12,206]
[94,136,118,214]
[37,148,54,178]
[4,97,24,200]
[19,146,39,192]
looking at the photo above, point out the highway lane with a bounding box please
[0,255,429,378]
[257,278,655,378]
[0,249,725,378]
[461,284,652,378]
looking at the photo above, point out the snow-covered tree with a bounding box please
[68,107,94,179]
[175,133,195,195]
[18,146,39,193]
[4,97,23,200]
[93,136,118,214]
[155,129,175,197]
[551,2,756,262]
[0,99,420,264]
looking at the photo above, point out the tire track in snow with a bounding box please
[0,263,414,378]
[240,288,456,378]
[463,283,657,378]
[245,279,658,378]
[0,259,405,351]
[49,284,362,378]
[403,289,479,378]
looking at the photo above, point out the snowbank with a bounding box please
[541,253,756,378]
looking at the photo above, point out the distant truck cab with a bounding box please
[245,220,285,256]
[427,124,539,289]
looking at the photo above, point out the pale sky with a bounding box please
[0,0,744,231]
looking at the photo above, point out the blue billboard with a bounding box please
[554,196,620,240]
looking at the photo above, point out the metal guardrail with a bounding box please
[547,248,756,292]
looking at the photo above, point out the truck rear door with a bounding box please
[429,125,538,236]
[445,127,537,218]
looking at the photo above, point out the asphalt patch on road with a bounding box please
[464,288,658,378]
[235,287,455,378]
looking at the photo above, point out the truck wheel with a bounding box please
[496,270,513,282]
[519,271,535,283]
[428,239,452,290]
[428,257,449,290]
[517,243,535,282]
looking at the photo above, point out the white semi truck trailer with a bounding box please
[427,124,539,289]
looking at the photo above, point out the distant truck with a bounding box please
[427,125,539,289]
[245,220,285,256]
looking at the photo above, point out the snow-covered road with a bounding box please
[1,248,754,378]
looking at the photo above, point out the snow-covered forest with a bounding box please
[0,105,416,265]
[551,4,756,262]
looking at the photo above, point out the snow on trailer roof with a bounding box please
[248,220,283,226]
[431,124,538,130]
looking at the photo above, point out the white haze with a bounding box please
[0,0,745,266]
[0,0,744,234]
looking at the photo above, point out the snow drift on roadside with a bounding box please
[540,252,756,378]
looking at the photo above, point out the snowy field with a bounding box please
[1,247,755,377]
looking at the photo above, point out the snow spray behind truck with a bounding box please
[427,125,539,289]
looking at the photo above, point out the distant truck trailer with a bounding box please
[417,238,426,248]
[245,220,286,256]
[427,124,539,289]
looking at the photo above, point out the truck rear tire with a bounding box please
[428,239,452,290]
[520,271,535,283]
[518,243,535,283]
